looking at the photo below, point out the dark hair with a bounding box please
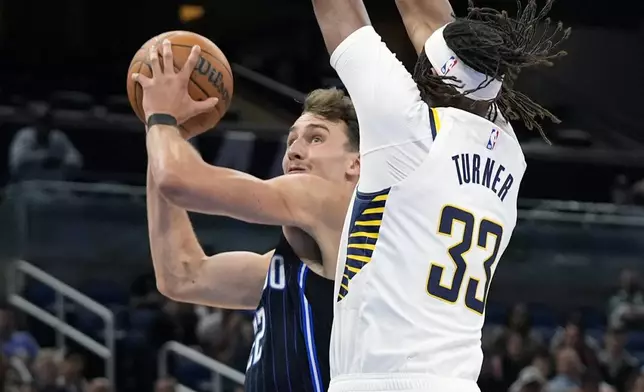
[413,0,571,142]
[302,88,359,152]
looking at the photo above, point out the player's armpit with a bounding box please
[395,0,454,55]
[162,250,272,310]
[330,26,431,154]
[311,0,371,54]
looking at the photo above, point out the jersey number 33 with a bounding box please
[426,205,504,315]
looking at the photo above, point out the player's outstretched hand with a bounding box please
[132,39,218,127]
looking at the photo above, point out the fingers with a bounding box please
[180,45,202,80]
[131,73,152,88]
[148,44,162,76]
[193,97,219,115]
[162,39,175,75]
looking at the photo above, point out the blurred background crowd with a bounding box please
[0,0,643,391]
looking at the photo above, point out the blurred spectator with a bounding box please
[147,300,198,349]
[86,377,112,392]
[154,377,177,392]
[547,347,584,392]
[608,269,644,330]
[57,353,86,392]
[491,331,532,390]
[489,303,543,357]
[201,310,252,373]
[2,357,33,392]
[8,101,83,181]
[510,366,547,392]
[551,313,600,374]
[630,373,644,392]
[599,328,639,392]
[579,371,617,392]
[517,348,553,384]
[0,303,39,364]
[195,306,224,347]
[129,272,164,310]
[32,349,65,392]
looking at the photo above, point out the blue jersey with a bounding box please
[245,235,334,392]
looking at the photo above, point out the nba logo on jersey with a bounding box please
[441,56,458,75]
[487,128,500,150]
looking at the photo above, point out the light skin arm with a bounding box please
[311,0,371,54]
[147,124,343,232]
[147,164,270,309]
[395,0,455,55]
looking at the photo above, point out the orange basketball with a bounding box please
[126,31,234,135]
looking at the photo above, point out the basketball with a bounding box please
[126,31,234,135]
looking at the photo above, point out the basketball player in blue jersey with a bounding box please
[133,39,359,392]
[310,0,570,391]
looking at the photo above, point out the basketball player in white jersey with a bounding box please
[311,0,571,390]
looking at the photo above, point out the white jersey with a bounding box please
[328,27,527,391]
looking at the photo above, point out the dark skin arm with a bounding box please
[395,0,455,55]
[311,0,371,55]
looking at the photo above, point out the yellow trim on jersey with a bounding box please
[431,108,442,133]
[346,265,361,274]
[355,220,381,226]
[348,243,376,250]
[338,188,391,302]
[347,255,371,263]
[350,232,379,238]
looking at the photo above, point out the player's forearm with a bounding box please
[311,0,371,54]
[146,165,207,299]
[395,0,454,54]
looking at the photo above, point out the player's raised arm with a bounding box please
[311,0,432,163]
[311,0,370,55]
[147,167,270,309]
[395,0,454,55]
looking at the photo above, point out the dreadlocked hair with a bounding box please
[413,0,571,143]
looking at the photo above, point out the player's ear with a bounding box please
[347,155,360,178]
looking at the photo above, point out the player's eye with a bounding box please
[312,136,323,144]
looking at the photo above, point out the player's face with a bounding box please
[282,112,359,183]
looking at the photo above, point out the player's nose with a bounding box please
[287,139,307,161]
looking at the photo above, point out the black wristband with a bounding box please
[147,113,178,128]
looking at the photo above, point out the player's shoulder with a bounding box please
[433,107,526,166]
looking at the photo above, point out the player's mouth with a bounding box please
[287,167,308,174]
